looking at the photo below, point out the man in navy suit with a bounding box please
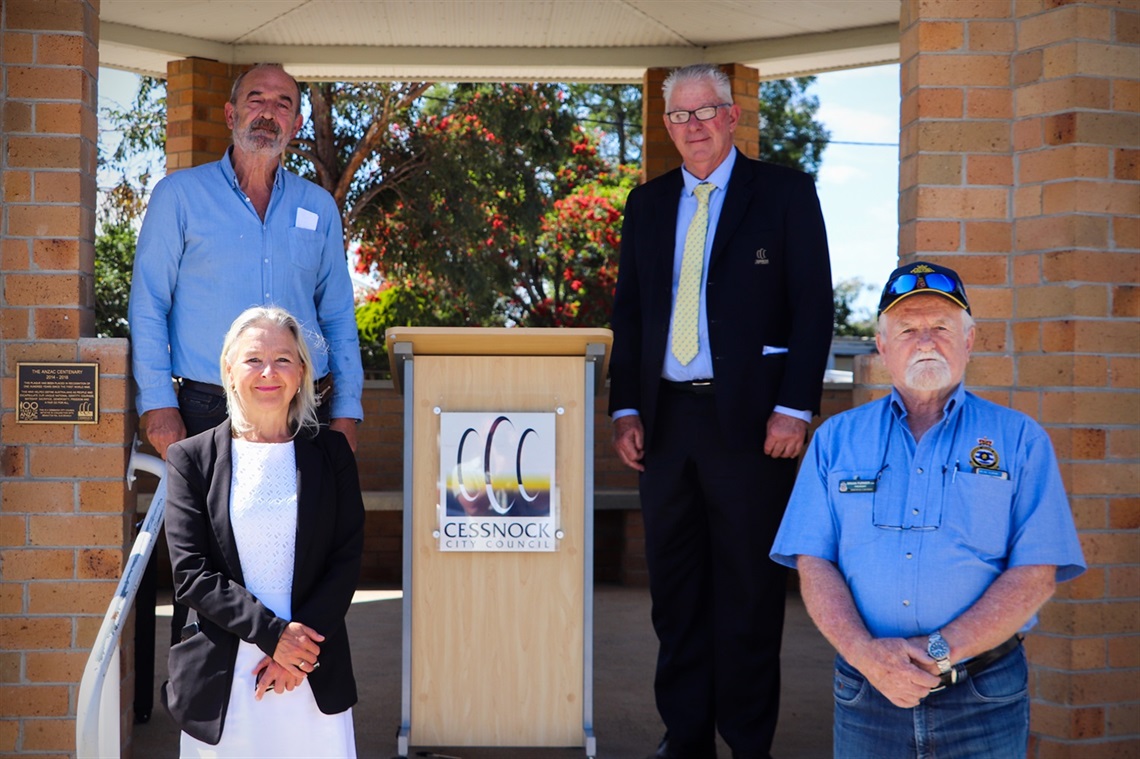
[609,63,833,759]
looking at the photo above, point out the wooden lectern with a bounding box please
[386,327,612,759]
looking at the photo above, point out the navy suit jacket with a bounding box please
[609,154,833,447]
[161,423,364,744]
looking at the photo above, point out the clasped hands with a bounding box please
[253,621,325,700]
[849,637,945,709]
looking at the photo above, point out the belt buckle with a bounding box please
[930,666,959,694]
[691,380,712,387]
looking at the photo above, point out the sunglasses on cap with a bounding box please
[878,266,970,316]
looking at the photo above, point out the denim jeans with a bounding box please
[832,645,1029,759]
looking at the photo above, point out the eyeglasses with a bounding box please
[665,104,731,124]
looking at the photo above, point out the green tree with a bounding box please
[565,83,643,165]
[355,83,638,329]
[833,277,877,337]
[759,77,830,179]
[286,81,432,240]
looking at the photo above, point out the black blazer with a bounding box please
[609,154,833,446]
[161,422,365,745]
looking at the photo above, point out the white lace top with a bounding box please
[230,439,298,605]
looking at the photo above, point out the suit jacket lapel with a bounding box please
[207,425,243,585]
[292,435,322,591]
[650,171,684,323]
[709,155,757,270]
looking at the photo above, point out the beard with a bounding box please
[233,117,289,155]
[905,352,954,392]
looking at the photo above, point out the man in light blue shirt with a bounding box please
[129,63,363,457]
[127,64,364,721]
[771,261,1085,759]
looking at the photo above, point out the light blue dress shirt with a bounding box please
[614,148,808,423]
[129,148,364,421]
[771,384,1085,639]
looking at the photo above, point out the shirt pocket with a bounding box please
[945,472,1014,559]
[287,227,323,272]
[828,470,880,550]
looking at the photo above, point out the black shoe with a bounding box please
[648,733,717,759]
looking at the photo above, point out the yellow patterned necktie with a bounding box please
[671,182,715,365]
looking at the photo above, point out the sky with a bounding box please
[98,63,901,315]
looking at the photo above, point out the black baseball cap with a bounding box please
[878,261,971,317]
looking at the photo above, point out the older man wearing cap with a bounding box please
[770,261,1085,758]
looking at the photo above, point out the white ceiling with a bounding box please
[98,0,901,82]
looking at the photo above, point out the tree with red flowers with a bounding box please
[355,83,637,332]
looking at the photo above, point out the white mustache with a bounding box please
[908,351,948,370]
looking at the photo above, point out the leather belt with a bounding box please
[178,378,225,397]
[661,378,715,395]
[179,374,333,406]
[931,635,1022,692]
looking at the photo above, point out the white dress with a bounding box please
[180,439,356,758]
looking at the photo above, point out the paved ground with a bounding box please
[132,585,834,759]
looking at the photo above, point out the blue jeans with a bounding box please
[833,645,1029,759]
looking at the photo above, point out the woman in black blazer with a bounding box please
[161,306,364,756]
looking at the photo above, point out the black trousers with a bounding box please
[639,386,796,757]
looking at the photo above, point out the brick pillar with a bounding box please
[641,63,762,183]
[164,58,239,172]
[892,1,1140,756]
[1,1,134,756]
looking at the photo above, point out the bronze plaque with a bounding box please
[17,363,99,424]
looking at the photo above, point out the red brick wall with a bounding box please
[1,1,135,755]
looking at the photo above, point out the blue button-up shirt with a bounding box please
[771,384,1085,639]
[129,149,363,421]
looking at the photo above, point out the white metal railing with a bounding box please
[76,440,166,759]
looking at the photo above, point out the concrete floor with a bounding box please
[131,585,835,759]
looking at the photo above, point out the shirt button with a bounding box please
[264,258,269,263]
[906,552,913,559]
[902,600,911,607]
[264,292,270,298]
[912,508,920,515]
[917,467,924,474]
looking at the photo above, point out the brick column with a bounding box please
[641,63,761,184]
[891,1,1139,756]
[164,58,240,172]
[1,1,134,756]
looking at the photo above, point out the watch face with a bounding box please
[928,636,950,660]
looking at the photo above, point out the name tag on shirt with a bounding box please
[972,467,1009,479]
[839,479,876,493]
[295,207,319,230]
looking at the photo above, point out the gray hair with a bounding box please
[662,64,733,109]
[877,305,976,335]
[220,306,319,439]
[229,63,302,116]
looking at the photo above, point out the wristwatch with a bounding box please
[927,630,952,675]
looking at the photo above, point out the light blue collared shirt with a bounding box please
[771,384,1085,639]
[660,149,738,383]
[614,148,808,423]
[129,148,364,421]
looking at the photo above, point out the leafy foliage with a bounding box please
[759,77,830,179]
[833,277,877,337]
[354,83,638,330]
[286,81,432,240]
[94,220,137,338]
